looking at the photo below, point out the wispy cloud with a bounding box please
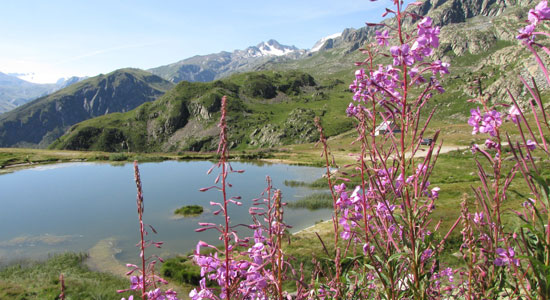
[55,41,163,65]
[233,0,387,22]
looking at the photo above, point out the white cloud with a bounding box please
[0,58,71,83]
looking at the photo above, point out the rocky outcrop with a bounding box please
[412,0,536,26]
[249,108,318,148]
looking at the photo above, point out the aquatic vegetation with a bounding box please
[174,205,204,216]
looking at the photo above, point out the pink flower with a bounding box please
[130,276,143,291]
[363,243,375,255]
[390,44,414,66]
[526,139,537,150]
[495,248,520,267]
[473,212,484,225]
[479,110,502,137]
[508,105,521,124]
[431,187,440,199]
[346,103,358,117]
[421,249,433,262]
[376,30,390,46]
[431,60,450,75]
[485,139,498,149]
[529,1,550,25]
[468,108,482,134]
[517,24,536,42]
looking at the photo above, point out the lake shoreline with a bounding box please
[0,147,331,175]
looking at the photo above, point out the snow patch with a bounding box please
[310,32,342,53]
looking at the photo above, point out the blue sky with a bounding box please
[0,0,413,83]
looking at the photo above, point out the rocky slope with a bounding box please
[259,0,544,119]
[149,40,305,83]
[0,68,173,148]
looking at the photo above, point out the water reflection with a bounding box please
[0,161,330,264]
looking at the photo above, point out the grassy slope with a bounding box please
[0,253,137,300]
[50,70,355,152]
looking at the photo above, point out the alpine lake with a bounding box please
[0,160,331,268]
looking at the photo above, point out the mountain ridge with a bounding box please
[0,68,174,148]
[148,39,305,83]
[7,0,548,151]
[0,73,87,114]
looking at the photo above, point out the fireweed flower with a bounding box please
[473,212,485,225]
[495,248,520,267]
[363,243,375,255]
[529,0,550,25]
[480,110,502,137]
[390,44,415,66]
[468,108,483,134]
[411,17,440,59]
[431,187,440,199]
[130,276,143,291]
[508,105,521,123]
[526,139,537,150]
[440,268,454,283]
[421,249,434,262]
[431,60,450,75]
[189,278,214,300]
[346,103,358,117]
[518,24,536,42]
[485,138,499,149]
[375,30,390,46]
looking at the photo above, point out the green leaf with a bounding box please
[387,252,406,264]
[531,172,550,207]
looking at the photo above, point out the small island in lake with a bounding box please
[174,205,204,217]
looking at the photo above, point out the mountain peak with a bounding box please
[149,40,305,83]
[310,32,343,53]
[254,39,299,57]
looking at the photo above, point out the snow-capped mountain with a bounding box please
[235,40,300,59]
[310,32,343,53]
[256,39,299,56]
[149,39,304,83]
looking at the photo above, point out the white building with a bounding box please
[375,121,400,136]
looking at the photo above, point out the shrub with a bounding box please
[174,205,204,216]
[108,153,128,161]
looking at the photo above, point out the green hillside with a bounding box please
[50,70,354,152]
[0,68,174,148]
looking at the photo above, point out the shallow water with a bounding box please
[0,160,331,264]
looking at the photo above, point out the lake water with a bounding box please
[0,160,331,265]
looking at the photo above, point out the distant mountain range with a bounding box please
[0,0,544,151]
[148,39,306,83]
[0,73,86,114]
[0,68,173,148]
